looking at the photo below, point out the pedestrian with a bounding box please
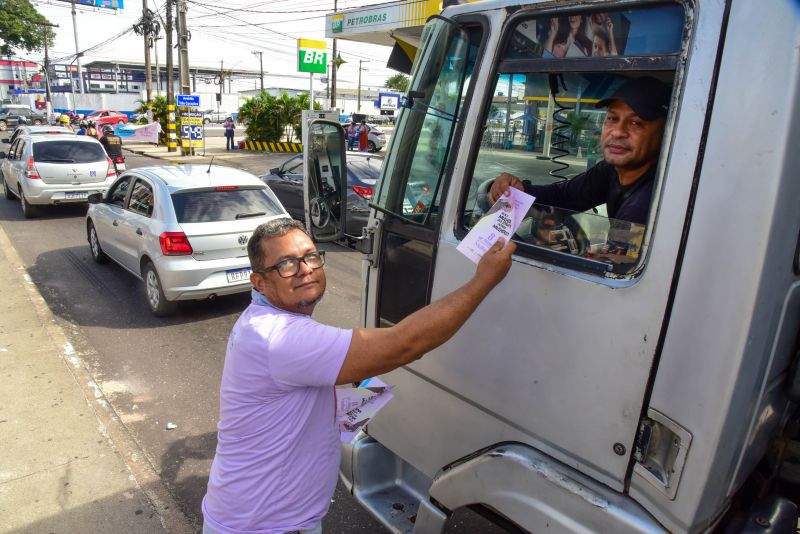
[201,218,514,534]
[357,119,369,152]
[223,116,236,150]
[346,122,357,150]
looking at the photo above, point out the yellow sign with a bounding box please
[179,110,203,149]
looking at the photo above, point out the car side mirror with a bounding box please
[1,138,9,143]
[303,120,346,242]
[0,152,6,159]
[87,192,104,204]
[269,167,280,175]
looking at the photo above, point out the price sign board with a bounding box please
[179,110,204,149]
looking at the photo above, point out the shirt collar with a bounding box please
[251,288,271,307]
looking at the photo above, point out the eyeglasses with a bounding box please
[254,251,326,278]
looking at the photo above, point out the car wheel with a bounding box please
[2,173,14,200]
[19,187,37,218]
[368,141,377,152]
[87,221,108,263]
[0,121,6,131]
[203,118,211,125]
[143,261,176,317]
[33,119,42,125]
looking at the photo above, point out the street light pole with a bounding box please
[70,0,84,93]
[252,51,263,91]
[357,59,369,113]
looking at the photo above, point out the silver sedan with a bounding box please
[86,165,290,316]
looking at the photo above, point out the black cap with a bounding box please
[595,76,671,121]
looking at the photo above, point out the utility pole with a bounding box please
[252,51,263,91]
[218,60,224,109]
[70,0,84,93]
[177,0,190,96]
[142,0,152,102]
[153,35,161,97]
[165,0,176,151]
[357,59,369,113]
[331,0,337,108]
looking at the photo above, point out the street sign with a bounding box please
[177,94,200,108]
[179,110,203,149]
[297,39,327,74]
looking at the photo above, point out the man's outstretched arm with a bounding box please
[336,239,516,385]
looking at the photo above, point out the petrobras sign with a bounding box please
[297,39,327,74]
[325,0,440,38]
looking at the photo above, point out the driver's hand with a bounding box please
[475,238,516,289]
[489,173,525,204]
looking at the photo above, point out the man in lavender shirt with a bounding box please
[202,218,515,534]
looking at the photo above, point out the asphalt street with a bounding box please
[0,147,504,533]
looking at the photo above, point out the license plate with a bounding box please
[115,163,126,171]
[65,191,88,200]
[226,267,252,283]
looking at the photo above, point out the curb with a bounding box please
[240,140,303,153]
[0,226,195,534]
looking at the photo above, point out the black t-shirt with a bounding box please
[523,161,656,225]
[100,134,123,158]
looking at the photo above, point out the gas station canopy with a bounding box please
[325,0,442,72]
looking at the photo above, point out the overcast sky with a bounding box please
[25,0,399,91]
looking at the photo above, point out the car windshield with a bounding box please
[33,141,107,163]
[171,187,284,223]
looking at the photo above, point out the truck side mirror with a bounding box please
[304,120,347,242]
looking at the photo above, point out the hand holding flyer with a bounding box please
[336,377,395,443]
[457,187,535,263]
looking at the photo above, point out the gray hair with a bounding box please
[248,218,309,270]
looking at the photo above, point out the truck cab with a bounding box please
[303,0,800,531]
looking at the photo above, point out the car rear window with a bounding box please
[33,141,106,163]
[171,187,284,223]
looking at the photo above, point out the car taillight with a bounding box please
[25,157,40,179]
[352,186,373,200]
[114,156,124,163]
[106,156,116,177]
[159,232,193,256]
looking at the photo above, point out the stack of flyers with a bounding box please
[336,377,395,443]
[457,187,535,263]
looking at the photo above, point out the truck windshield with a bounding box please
[373,17,480,226]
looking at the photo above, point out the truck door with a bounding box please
[363,2,712,493]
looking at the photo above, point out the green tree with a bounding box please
[385,73,409,92]
[238,91,320,143]
[0,0,55,55]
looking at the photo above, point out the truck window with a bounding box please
[461,4,684,275]
[372,18,482,227]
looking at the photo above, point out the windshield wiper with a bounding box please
[235,211,266,219]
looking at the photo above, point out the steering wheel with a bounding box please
[309,197,331,229]
[476,178,496,213]
[515,206,590,257]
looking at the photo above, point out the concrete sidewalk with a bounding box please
[0,227,192,534]
[123,135,287,177]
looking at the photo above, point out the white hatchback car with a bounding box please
[86,165,290,316]
[1,134,117,217]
